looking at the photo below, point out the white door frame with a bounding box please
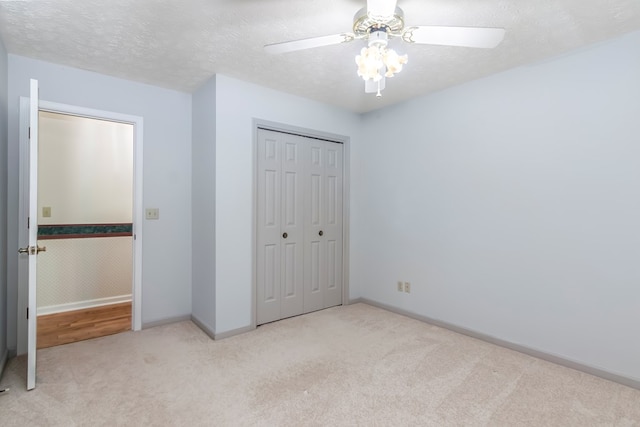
[251,119,351,329]
[17,98,144,354]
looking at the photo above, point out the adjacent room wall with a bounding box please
[38,112,134,225]
[36,112,133,313]
[7,55,193,351]
[191,77,217,336]
[0,34,9,372]
[354,31,640,381]
[214,74,361,334]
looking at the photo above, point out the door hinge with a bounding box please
[29,127,31,139]
[26,307,29,319]
[28,217,30,229]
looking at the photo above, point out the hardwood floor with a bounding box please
[37,302,132,349]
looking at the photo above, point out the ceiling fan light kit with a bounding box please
[264,0,505,97]
[355,29,408,97]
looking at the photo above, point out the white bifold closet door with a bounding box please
[257,129,343,325]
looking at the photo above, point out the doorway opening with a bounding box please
[17,99,144,355]
[35,111,134,348]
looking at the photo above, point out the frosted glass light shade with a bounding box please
[355,45,407,82]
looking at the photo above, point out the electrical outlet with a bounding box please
[145,208,160,220]
[397,281,403,292]
[404,281,411,293]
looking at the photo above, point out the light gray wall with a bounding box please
[0,34,8,370]
[191,76,216,334]
[354,31,640,381]
[5,26,637,385]
[7,55,193,350]
[214,74,361,334]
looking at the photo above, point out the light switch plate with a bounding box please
[42,206,52,218]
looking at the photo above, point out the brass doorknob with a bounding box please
[319,230,324,236]
[18,246,46,255]
[282,232,288,239]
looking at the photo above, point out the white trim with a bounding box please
[132,114,144,332]
[214,324,256,340]
[17,98,144,355]
[341,134,351,306]
[251,119,351,329]
[37,295,133,316]
[251,122,258,330]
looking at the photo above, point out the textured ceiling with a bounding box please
[1,0,640,113]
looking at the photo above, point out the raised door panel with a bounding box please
[323,142,343,308]
[279,136,304,319]
[303,141,326,313]
[257,130,282,324]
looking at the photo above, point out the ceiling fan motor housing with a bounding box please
[353,6,405,38]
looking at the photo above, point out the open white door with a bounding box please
[18,79,41,390]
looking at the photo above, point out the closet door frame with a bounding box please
[252,119,351,329]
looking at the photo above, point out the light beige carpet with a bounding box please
[1,303,639,426]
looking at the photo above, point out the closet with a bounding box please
[256,128,344,325]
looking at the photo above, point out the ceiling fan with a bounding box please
[264,0,505,96]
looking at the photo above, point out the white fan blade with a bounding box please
[402,26,505,48]
[265,33,355,54]
[367,0,397,18]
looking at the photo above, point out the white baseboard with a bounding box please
[357,298,640,391]
[191,315,215,340]
[37,295,132,315]
[142,315,192,330]
[214,325,255,340]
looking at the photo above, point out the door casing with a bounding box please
[252,119,351,329]
[17,98,144,355]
